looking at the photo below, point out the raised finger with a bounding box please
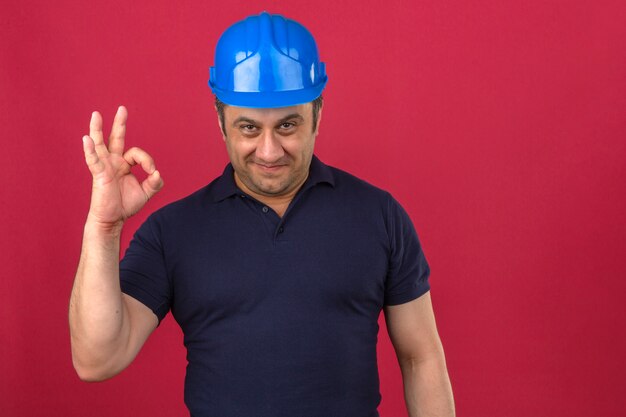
[122,147,156,175]
[108,105,127,155]
[82,135,105,176]
[89,111,105,146]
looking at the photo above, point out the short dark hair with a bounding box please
[215,95,324,136]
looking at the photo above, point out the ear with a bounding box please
[215,105,226,141]
[314,105,323,136]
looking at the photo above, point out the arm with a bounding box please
[69,106,163,381]
[384,291,455,417]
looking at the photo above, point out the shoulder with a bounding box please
[320,162,407,222]
[324,162,392,202]
[145,176,224,226]
[320,161,417,230]
[154,186,206,216]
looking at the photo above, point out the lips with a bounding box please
[251,161,288,173]
[256,165,285,175]
[256,163,284,168]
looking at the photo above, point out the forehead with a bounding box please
[224,103,312,124]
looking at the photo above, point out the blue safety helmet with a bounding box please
[208,12,328,108]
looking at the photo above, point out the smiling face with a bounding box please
[219,102,321,204]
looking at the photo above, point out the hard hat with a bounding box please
[208,12,328,108]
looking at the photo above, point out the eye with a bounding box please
[239,124,258,134]
[278,122,297,131]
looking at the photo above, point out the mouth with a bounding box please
[252,162,288,174]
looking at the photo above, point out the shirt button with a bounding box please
[278,227,284,233]
[262,206,269,213]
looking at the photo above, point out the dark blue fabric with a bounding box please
[120,155,430,417]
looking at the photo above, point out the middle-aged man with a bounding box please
[69,12,455,417]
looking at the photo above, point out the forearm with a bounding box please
[399,354,455,417]
[69,219,129,380]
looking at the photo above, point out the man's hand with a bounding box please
[82,106,163,231]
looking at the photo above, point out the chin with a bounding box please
[255,184,289,196]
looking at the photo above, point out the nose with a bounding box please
[255,129,285,163]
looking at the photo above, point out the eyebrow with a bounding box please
[276,113,304,125]
[232,113,304,127]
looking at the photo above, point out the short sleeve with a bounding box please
[120,213,172,323]
[384,195,431,305]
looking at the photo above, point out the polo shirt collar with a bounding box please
[210,154,335,203]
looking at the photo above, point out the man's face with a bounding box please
[220,103,321,200]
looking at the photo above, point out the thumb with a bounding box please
[141,170,164,199]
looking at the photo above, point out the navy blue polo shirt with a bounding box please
[120,155,430,417]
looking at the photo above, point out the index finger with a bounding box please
[108,105,127,155]
[89,111,105,146]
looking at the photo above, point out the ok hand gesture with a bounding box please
[82,106,163,231]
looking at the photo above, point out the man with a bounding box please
[69,12,455,417]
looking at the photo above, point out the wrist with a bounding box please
[84,214,124,238]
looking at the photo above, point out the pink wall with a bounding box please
[1,1,625,415]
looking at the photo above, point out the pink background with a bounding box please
[1,1,625,416]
